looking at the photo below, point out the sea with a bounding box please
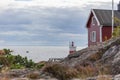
[0,46,86,63]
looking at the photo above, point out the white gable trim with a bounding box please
[92,9,100,26]
[86,9,101,28]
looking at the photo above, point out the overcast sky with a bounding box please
[0,0,119,46]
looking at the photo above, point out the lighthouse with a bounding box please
[69,41,76,54]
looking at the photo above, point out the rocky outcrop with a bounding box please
[7,69,33,78]
[3,37,120,80]
[0,69,57,80]
[62,37,120,75]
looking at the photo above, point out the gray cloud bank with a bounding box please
[0,7,88,46]
[0,1,114,46]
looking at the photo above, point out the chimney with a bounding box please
[118,1,120,11]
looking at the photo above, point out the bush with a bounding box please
[25,59,35,68]
[43,63,78,80]
[113,17,120,37]
[74,65,97,78]
[35,61,46,69]
[10,64,24,69]
[98,66,111,75]
[3,48,13,55]
[36,63,44,69]
[0,56,9,67]
[27,72,40,79]
[0,52,36,69]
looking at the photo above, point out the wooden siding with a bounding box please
[88,15,100,46]
[102,26,112,41]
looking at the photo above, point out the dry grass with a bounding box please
[75,65,97,78]
[98,67,110,75]
[97,75,113,80]
[43,63,78,80]
[0,77,9,80]
[27,72,40,79]
[0,67,11,80]
[73,62,111,79]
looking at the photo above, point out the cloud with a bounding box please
[0,7,88,46]
[0,0,118,46]
[0,40,5,43]
[59,33,87,38]
[15,0,32,1]
[0,31,37,36]
[0,0,118,11]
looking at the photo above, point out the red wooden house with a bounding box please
[86,2,120,47]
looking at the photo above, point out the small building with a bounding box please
[69,41,76,54]
[86,2,120,47]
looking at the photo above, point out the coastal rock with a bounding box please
[7,69,33,78]
[113,49,120,63]
[61,37,120,75]
[102,45,119,59]
[3,37,120,80]
[11,78,29,80]
[0,69,57,80]
[62,47,99,67]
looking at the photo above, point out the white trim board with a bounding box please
[92,9,100,26]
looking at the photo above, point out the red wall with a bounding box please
[88,16,100,46]
[102,26,112,41]
[87,12,112,47]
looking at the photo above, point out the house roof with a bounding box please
[93,9,120,26]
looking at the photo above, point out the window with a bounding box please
[92,16,96,25]
[90,31,96,42]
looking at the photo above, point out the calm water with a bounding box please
[0,46,85,62]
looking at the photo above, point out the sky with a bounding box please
[0,0,119,46]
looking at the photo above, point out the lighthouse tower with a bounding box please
[69,41,76,54]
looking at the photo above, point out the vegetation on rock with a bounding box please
[0,49,45,70]
[113,17,120,37]
[1,36,120,79]
[43,63,78,80]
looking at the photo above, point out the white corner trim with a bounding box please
[100,25,103,42]
[92,9,100,26]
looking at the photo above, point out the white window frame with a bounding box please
[90,31,96,42]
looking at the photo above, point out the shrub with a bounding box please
[0,49,38,70]
[35,61,47,69]
[43,63,78,80]
[25,59,35,68]
[113,17,120,37]
[0,54,36,69]
[75,65,97,78]
[36,63,44,69]
[10,64,24,69]
[3,48,13,55]
[98,66,111,75]
[88,53,102,62]
[0,56,9,67]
